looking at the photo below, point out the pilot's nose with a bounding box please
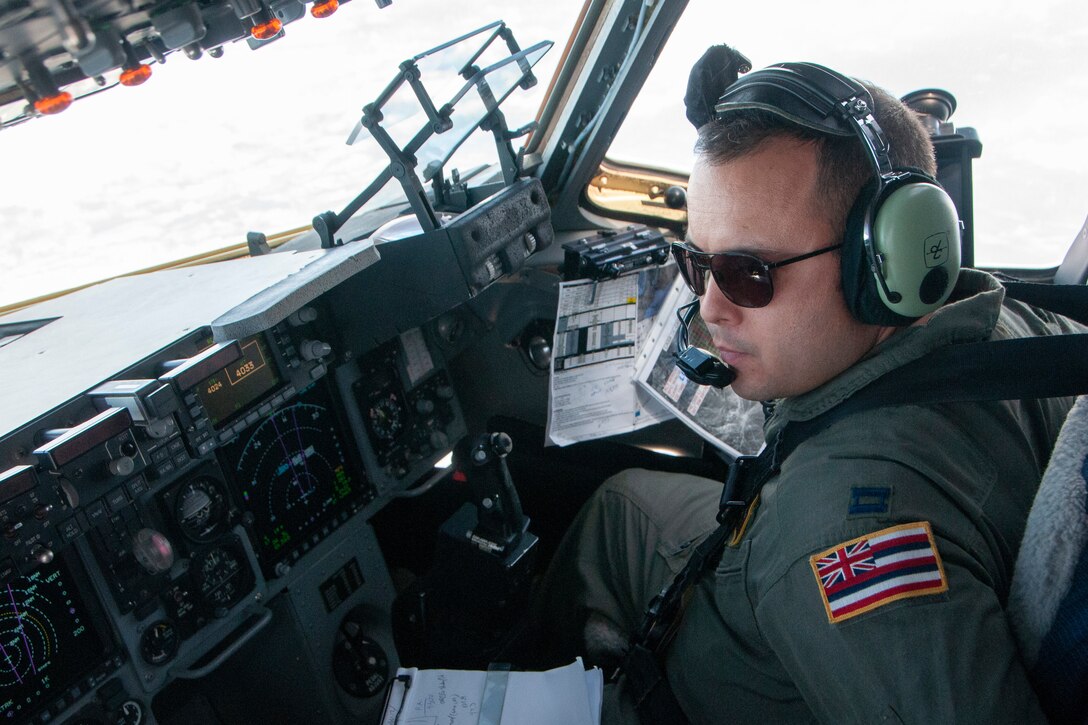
[698,278,742,327]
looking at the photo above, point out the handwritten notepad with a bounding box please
[380,659,603,725]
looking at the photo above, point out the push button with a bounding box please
[84,500,109,528]
[58,518,82,542]
[105,488,129,513]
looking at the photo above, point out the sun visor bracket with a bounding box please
[309,21,552,249]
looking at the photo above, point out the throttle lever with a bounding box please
[453,431,527,554]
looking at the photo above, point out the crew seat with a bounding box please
[1008,395,1088,723]
[1053,213,1088,285]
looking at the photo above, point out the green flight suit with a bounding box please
[547,270,1081,723]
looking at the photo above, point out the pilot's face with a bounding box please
[686,135,894,401]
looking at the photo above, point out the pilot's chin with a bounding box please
[728,376,771,403]
[728,377,757,401]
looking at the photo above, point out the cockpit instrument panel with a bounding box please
[347,328,467,498]
[0,553,119,722]
[194,337,281,429]
[218,381,372,578]
[165,475,231,544]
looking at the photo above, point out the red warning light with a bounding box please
[120,64,153,87]
[33,92,73,115]
[310,0,338,18]
[251,17,283,39]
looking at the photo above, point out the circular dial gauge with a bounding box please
[140,620,179,665]
[366,393,405,443]
[173,476,229,542]
[190,543,253,611]
[228,393,358,566]
[332,627,389,699]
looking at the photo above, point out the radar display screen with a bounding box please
[195,336,280,428]
[0,555,113,722]
[218,381,372,575]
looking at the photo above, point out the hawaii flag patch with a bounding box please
[810,521,948,624]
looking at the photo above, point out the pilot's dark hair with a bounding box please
[694,81,936,235]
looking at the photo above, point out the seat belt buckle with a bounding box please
[717,454,756,524]
[635,588,673,652]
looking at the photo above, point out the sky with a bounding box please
[609,0,1088,271]
[1,0,1086,306]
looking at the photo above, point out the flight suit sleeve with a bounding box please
[753,524,1049,724]
[737,392,1061,723]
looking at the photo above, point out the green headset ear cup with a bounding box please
[872,179,961,316]
[841,178,916,326]
[841,173,962,325]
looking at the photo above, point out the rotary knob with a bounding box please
[29,544,54,565]
[288,307,319,326]
[332,610,389,699]
[299,339,332,361]
[132,528,174,574]
[108,456,136,477]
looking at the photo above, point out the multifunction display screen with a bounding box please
[0,557,112,721]
[218,382,372,576]
[196,336,280,427]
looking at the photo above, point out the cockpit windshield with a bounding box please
[0,1,580,306]
[606,0,1088,270]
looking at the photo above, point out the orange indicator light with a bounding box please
[120,64,153,87]
[33,92,73,115]
[310,0,338,18]
[251,17,282,39]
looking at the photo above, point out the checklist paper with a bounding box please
[380,658,603,725]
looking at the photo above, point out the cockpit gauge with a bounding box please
[332,610,390,699]
[366,392,406,443]
[139,620,179,666]
[172,476,229,543]
[351,334,467,490]
[190,540,253,612]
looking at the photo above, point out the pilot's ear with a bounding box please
[684,44,751,130]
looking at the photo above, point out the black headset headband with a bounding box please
[714,62,893,177]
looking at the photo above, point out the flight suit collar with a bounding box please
[764,269,1005,440]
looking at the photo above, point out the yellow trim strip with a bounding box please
[0,225,310,317]
[728,494,760,546]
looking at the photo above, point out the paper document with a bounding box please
[380,659,603,725]
[546,266,678,446]
[633,276,765,456]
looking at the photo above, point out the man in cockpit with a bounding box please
[536,49,1080,723]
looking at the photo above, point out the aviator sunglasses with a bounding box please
[671,241,844,308]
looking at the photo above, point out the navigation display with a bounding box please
[218,381,373,576]
[0,556,113,721]
[195,336,281,427]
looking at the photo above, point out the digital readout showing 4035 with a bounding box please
[196,337,281,428]
[0,559,108,721]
